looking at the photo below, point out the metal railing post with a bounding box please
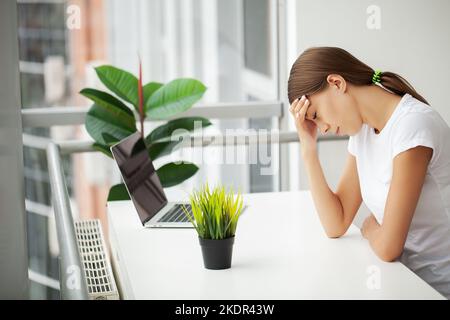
[47,143,89,300]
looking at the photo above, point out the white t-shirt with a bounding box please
[348,93,450,299]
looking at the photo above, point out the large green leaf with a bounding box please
[101,132,121,146]
[108,183,130,201]
[157,162,199,188]
[143,82,163,106]
[80,88,134,118]
[145,78,207,120]
[85,102,136,145]
[93,142,113,158]
[145,117,212,144]
[148,140,182,160]
[95,65,139,109]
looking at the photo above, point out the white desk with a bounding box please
[107,191,444,299]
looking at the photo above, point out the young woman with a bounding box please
[287,47,450,299]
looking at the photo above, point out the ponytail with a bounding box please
[378,71,429,105]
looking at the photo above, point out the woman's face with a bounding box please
[306,77,363,136]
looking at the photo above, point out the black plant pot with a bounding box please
[198,236,235,270]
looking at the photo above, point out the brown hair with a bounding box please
[287,47,429,105]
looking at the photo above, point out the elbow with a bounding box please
[376,245,403,263]
[326,232,343,239]
[378,253,399,263]
[324,227,345,239]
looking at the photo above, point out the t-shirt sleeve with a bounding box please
[347,135,356,156]
[391,112,439,164]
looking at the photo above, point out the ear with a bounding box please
[326,74,347,93]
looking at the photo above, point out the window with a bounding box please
[18,0,283,299]
[244,0,272,77]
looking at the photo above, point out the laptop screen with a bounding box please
[110,132,168,225]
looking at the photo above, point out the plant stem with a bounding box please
[138,56,144,139]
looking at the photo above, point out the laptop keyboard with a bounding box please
[157,204,193,223]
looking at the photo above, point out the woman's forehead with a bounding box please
[307,94,324,110]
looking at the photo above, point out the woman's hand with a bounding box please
[361,214,380,239]
[289,95,318,155]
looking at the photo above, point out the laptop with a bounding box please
[110,132,194,228]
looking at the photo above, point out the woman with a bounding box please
[288,47,450,299]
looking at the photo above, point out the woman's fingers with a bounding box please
[290,96,305,114]
[290,95,312,128]
[293,96,305,113]
[297,98,310,120]
[289,97,301,114]
[293,98,309,123]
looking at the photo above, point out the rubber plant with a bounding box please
[80,60,211,201]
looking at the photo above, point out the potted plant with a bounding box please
[80,61,212,201]
[182,184,245,270]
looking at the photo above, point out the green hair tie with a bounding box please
[372,70,382,84]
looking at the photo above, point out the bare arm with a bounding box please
[289,96,362,238]
[361,146,432,262]
[304,152,362,238]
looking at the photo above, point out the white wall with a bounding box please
[289,0,450,225]
[295,0,450,122]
